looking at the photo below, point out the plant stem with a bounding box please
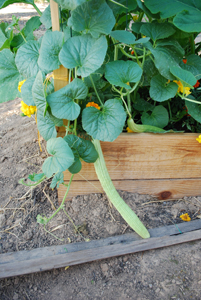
[32,3,42,16]
[127,92,131,113]
[111,37,118,61]
[93,139,150,239]
[168,101,172,120]
[45,175,74,223]
[121,95,131,118]
[179,94,201,105]
[90,75,104,106]
[69,69,72,84]
[190,34,195,55]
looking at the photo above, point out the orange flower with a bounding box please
[193,80,200,88]
[180,213,191,222]
[86,102,100,110]
[183,59,187,64]
[126,127,133,133]
[173,80,191,96]
[131,50,134,55]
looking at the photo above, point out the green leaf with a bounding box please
[132,22,143,34]
[0,49,22,103]
[133,94,154,112]
[144,0,201,33]
[37,110,63,141]
[142,57,158,86]
[110,30,136,44]
[170,66,197,88]
[185,96,201,123]
[64,134,98,174]
[15,40,40,78]
[38,31,64,73]
[82,99,126,142]
[10,32,35,50]
[180,55,201,80]
[0,0,34,9]
[32,71,47,112]
[141,105,169,128]
[21,76,36,106]
[50,172,64,188]
[0,28,7,48]
[146,42,183,80]
[68,0,115,38]
[59,34,107,78]
[28,172,45,182]
[105,60,142,89]
[63,26,80,42]
[150,74,178,102]
[47,78,88,121]
[40,5,52,29]
[53,0,87,10]
[108,0,137,16]
[42,137,74,178]
[140,23,175,42]
[23,16,41,36]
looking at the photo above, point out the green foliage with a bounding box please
[141,105,169,128]
[32,71,47,113]
[150,74,178,102]
[21,76,36,106]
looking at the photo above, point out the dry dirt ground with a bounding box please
[0,4,201,300]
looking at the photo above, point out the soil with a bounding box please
[1,4,201,300]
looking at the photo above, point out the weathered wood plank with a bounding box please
[63,133,201,181]
[58,178,201,201]
[1,220,201,278]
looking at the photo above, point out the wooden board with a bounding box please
[60,133,201,201]
[0,220,201,279]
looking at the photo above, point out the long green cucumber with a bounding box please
[93,139,150,239]
[127,117,166,133]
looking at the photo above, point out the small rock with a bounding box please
[23,229,33,240]
[14,278,19,285]
[155,288,160,293]
[13,293,18,300]
[172,279,176,283]
[0,156,6,163]
[149,284,153,289]
[198,280,201,285]
[101,263,109,274]
[34,287,37,291]
[123,256,128,262]
[0,214,5,227]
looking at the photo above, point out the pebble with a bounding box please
[155,288,160,293]
[0,213,5,227]
[13,293,18,300]
[23,229,33,240]
[101,263,109,274]
[149,284,153,289]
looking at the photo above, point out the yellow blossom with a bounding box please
[18,80,26,92]
[21,101,36,117]
[86,102,100,110]
[126,127,133,133]
[180,213,191,222]
[196,135,201,143]
[132,15,138,22]
[173,80,191,96]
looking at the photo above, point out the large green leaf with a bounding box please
[40,5,52,29]
[47,78,88,121]
[50,172,64,189]
[68,0,115,38]
[53,0,87,10]
[63,26,80,42]
[0,49,22,103]
[110,30,136,44]
[38,31,63,73]
[59,34,107,78]
[42,137,74,178]
[15,40,40,78]
[105,60,142,89]
[141,105,169,128]
[170,66,197,88]
[150,74,178,102]
[0,0,34,9]
[64,134,98,174]
[140,23,175,42]
[23,16,41,36]
[37,110,63,141]
[142,57,158,86]
[146,42,183,80]
[21,76,36,106]
[133,94,154,112]
[82,99,126,142]
[180,55,201,80]
[32,71,47,112]
[144,0,201,32]
[185,96,201,123]
[0,28,7,49]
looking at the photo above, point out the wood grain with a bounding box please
[1,220,200,279]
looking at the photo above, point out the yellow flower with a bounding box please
[126,127,133,133]
[173,80,191,96]
[86,102,100,110]
[132,15,138,22]
[18,80,26,92]
[196,135,201,143]
[21,101,36,117]
[180,213,191,222]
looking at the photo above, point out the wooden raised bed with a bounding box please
[58,132,201,202]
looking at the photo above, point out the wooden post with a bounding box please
[50,0,68,126]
